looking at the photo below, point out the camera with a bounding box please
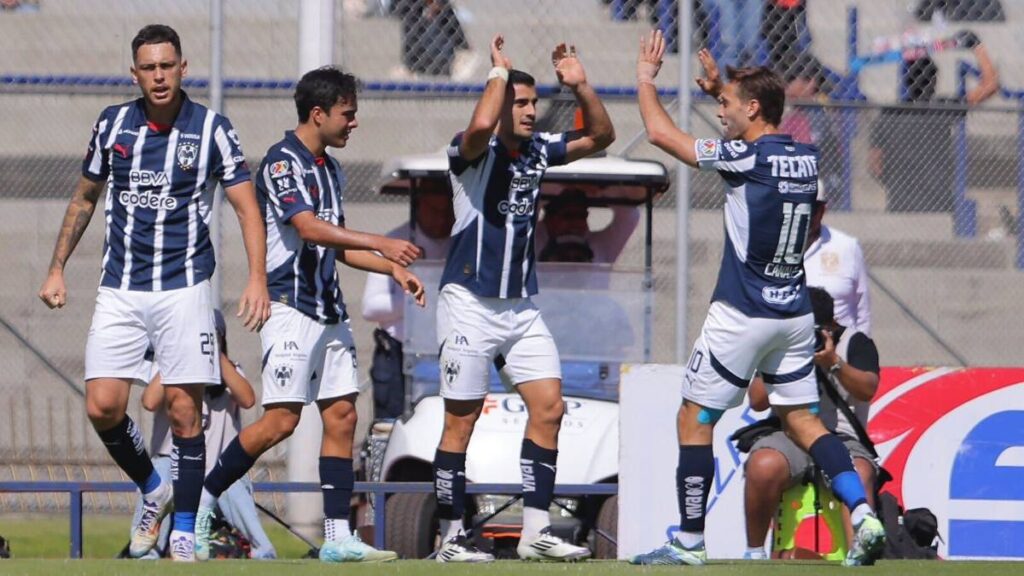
[814,325,831,352]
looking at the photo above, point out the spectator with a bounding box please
[0,0,39,12]
[130,311,276,560]
[706,0,762,66]
[534,188,639,265]
[742,287,881,560]
[361,180,453,419]
[868,32,999,212]
[607,0,710,54]
[762,0,811,73]
[778,54,842,199]
[805,184,872,335]
[914,0,1004,22]
[392,0,469,77]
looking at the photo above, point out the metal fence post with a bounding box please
[69,486,83,559]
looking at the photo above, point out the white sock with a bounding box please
[521,506,549,540]
[324,518,351,542]
[745,546,766,559]
[198,487,217,510]
[675,530,705,549]
[851,503,873,527]
[440,518,463,542]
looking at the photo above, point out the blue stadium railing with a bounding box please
[0,480,616,559]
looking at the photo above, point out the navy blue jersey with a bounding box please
[82,93,250,291]
[696,135,818,318]
[258,131,347,324]
[440,132,569,298]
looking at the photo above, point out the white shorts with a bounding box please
[436,284,561,400]
[260,302,361,406]
[85,281,220,385]
[682,301,818,410]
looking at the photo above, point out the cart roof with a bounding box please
[379,152,669,204]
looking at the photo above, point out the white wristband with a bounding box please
[487,66,509,82]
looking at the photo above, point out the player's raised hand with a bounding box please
[490,34,512,70]
[237,278,271,332]
[552,43,586,88]
[695,48,724,97]
[378,237,423,268]
[637,29,665,85]
[392,266,427,308]
[38,271,67,309]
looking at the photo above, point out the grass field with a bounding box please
[1,559,1023,576]
[1,516,1022,575]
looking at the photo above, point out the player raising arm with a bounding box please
[629,30,886,567]
[431,35,613,564]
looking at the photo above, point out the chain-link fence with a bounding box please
[2,0,1022,513]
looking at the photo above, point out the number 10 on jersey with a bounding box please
[773,202,812,265]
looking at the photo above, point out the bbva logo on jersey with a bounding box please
[129,169,169,187]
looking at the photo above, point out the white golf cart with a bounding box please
[368,152,668,559]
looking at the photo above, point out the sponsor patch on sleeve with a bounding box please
[270,160,290,177]
[696,138,721,162]
[724,140,748,155]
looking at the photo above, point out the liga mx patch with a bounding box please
[696,138,720,162]
[270,160,290,177]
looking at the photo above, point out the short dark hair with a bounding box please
[294,66,359,123]
[726,65,786,127]
[809,286,835,326]
[508,69,536,89]
[131,24,182,61]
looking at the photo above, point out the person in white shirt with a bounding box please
[361,181,454,341]
[362,182,454,419]
[534,187,639,265]
[803,184,871,335]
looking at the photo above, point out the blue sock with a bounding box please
[521,439,558,511]
[142,469,163,495]
[171,433,205,533]
[677,445,715,533]
[320,456,354,519]
[809,434,868,510]
[97,416,155,491]
[433,449,466,521]
[203,436,257,498]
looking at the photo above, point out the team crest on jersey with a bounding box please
[697,139,720,162]
[443,358,461,386]
[273,364,293,387]
[270,160,290,177]
[176,142,198,171]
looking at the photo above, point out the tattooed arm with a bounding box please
[38,175,105,309]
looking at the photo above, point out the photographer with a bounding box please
[741,287,881,560]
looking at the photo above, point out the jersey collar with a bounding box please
[754,133,795,145]
[128,91,196,131]
[285,130,327,165]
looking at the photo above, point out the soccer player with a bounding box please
[193,66,425,564]
[37,24,271,561]
[628,30,885,566]
[432,35,614,563]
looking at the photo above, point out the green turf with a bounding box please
[0,515,312,559]
[0,559,1022,576]
[1,516,1021,574]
